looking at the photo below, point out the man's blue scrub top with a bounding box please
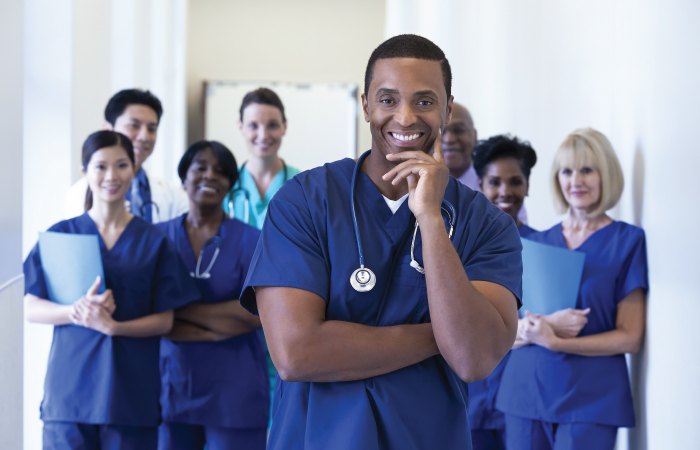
[23,213,200,426]
[468,223,536,431]
[157,215,269,429]
[496,221,648,427]
[240,157,523,450]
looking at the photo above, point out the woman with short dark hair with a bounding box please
[158,140,268,450]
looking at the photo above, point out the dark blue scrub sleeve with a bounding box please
[151,239,201,313]
[463,213,523,308]
[614,230,649,303]
[241,193,330,315]
[24,243,49,299]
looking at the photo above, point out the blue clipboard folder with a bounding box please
[38,232,106,305]
[520,237,586,316]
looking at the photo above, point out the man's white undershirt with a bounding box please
[382,193,409,214]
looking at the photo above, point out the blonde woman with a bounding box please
[496,128,648,450]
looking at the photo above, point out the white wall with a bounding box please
[22,2,188,448]
[0,0,25,447]
[23,2,76,447]
[186,0,386,159]
[387,1,700,449]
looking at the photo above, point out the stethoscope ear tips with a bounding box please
[409,259,426,274]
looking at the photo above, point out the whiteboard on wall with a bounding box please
[204,81,358,172]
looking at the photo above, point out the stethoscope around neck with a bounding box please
[175,216,222,279]
[227,160,289,223]
[350,150,456,292]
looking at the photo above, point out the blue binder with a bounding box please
[38,231,106,305]
[520,237,586,316]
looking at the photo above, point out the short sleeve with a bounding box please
[151,238,201,313]
[464,213,523,308]
[240,227,262,275]
[240,185,329,315]
[615,229,649,302]
[24,242,48,299]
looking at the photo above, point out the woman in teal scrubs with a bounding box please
[223,87,300,228]
[222,87,300,423]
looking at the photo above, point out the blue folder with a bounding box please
[38,232,106,305]
[520,237,586,316]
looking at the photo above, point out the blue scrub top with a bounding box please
[239,156,523,450]
[468,223,537,431]
[157,215,269,429]
[23,213,199,426]
[223,163,301,229]
[518,223,536,238]
[496,221,648,427]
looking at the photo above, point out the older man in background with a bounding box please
[445,102,527,223]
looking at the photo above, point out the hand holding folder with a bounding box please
[520,237,586,316]
[38,232,106,305]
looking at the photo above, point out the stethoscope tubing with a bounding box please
[350,149,456,288]
[175,215,223,279]
[227,160,288,222]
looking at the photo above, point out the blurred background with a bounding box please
[2,0,699,449]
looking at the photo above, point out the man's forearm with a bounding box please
[274,320,438,383]
[419,215,517,382]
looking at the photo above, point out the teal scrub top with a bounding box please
[223,163,301,229]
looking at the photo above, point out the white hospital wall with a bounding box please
[0,0,25,448]
[387,1,700,449]
[186,0,387,158]
[21,2,188,448]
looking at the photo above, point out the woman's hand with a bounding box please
[521,311,561,350]
[383,129,450,224]
[70,298,118,336]
[83,276,116,315]
[544,308,590,338]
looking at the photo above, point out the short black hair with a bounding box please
[472,135,538,180]
[364,34,452,98]
[239,87,286,123]
[104,89,163,125]
[178,140,239,189]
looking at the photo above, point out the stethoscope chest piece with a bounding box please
[350,266,376,292]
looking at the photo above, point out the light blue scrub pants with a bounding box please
[158,422,267,450]
[504,415,618,450]
[471,428,506,450]
[43,421,157,450]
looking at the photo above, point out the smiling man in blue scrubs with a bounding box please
[240,34,523,450]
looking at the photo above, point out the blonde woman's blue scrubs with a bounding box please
[222,162,300,425]
[24,214,199,450]
[496,221,648,450]
[238,155,523,450]
[157,214,268,450]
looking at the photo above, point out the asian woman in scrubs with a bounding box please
[221,87,300,416]
[23,130,199,450]
[496,128,648,450]
[157,140,267,450]
[469,135,590,450]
